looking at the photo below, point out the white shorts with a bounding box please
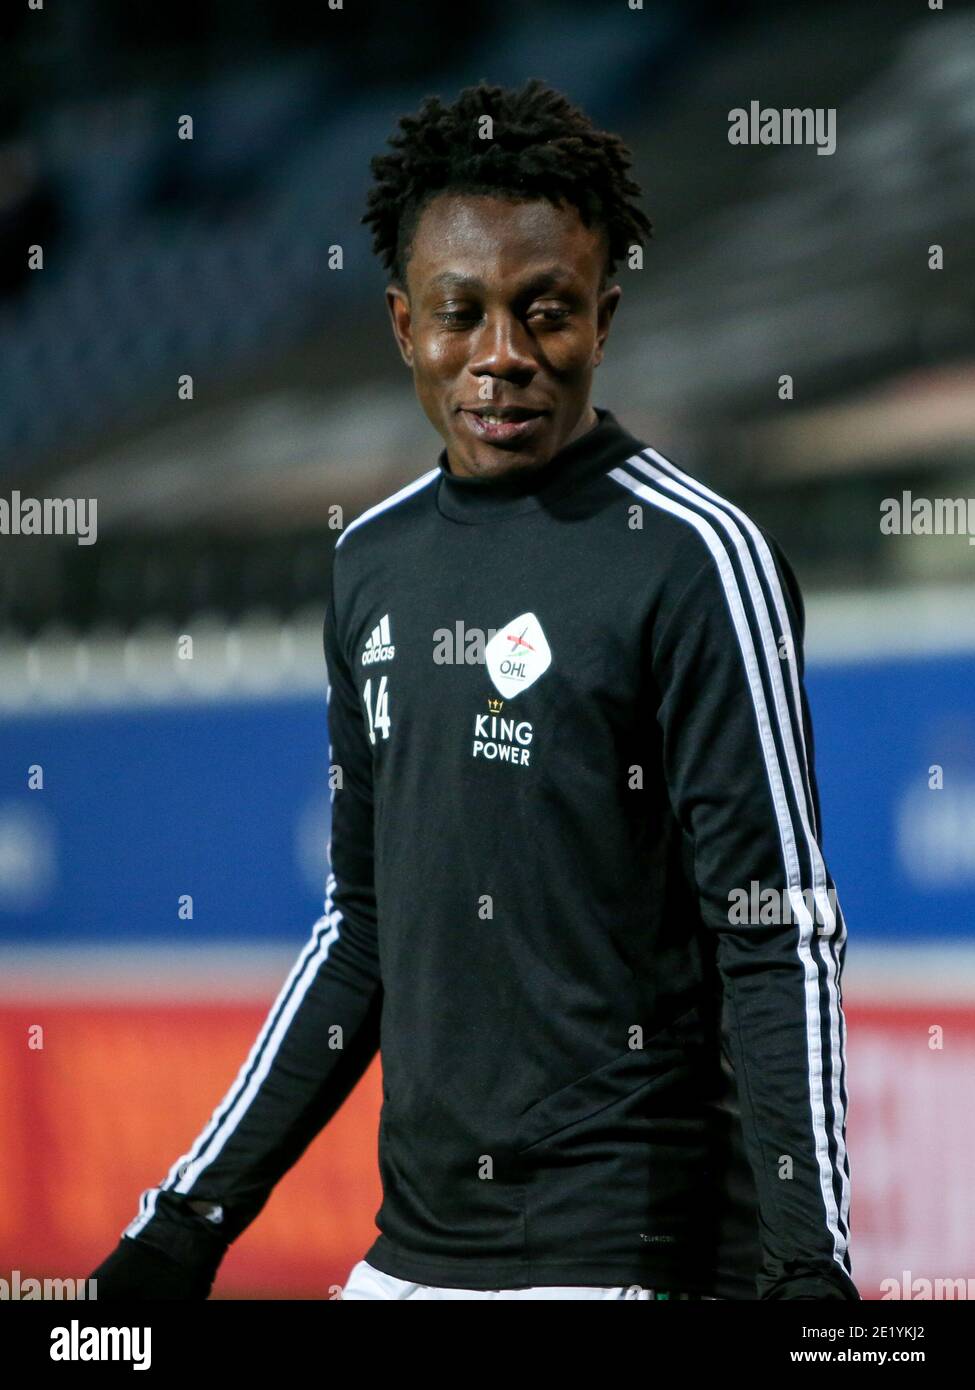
[340,1258,707,1300]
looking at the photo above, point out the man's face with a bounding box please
[385,193,621,480]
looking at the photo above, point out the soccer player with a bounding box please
[91,79,858,1301]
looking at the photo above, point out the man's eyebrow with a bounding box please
[516,268,578,296]
[426,272,483,293]
[425,267,578,296]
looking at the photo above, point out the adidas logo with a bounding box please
[362,613,396,665]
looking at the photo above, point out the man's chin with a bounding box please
[450,440,552,480]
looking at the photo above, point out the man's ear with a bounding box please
[593,283,622,367]
[385,284,414,368]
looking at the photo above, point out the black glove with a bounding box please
[767,1277,859,1300]
[89,1236,216,1300]
[761,1264,860,1300]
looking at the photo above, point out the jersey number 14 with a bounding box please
[363,675,391,743]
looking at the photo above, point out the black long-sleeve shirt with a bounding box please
[121,407,858,1299]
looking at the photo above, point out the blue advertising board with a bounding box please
[1,652,973,945]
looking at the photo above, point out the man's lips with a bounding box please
[458,405,547,421]
[457,405,548,446]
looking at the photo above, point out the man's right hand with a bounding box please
[88,1236,216,1300]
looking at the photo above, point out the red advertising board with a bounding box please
[2,1001,973,1299]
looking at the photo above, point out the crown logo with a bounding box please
[487,697,504,713]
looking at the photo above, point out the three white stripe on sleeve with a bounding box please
[608,447,851,1278]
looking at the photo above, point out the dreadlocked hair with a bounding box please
[362,78,653,288]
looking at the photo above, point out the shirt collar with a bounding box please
[434,407,644,523]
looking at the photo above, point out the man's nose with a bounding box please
[466,313,536,385]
